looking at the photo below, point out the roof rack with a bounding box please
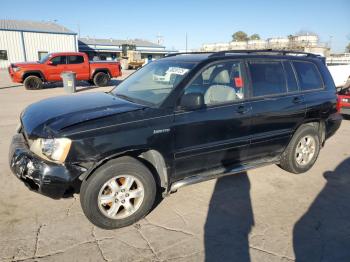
[209,49,321,58]
[165,51,214,57]
[164,49,322,58]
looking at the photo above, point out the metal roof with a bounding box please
[0,19,76,34]
[79,37,165,48]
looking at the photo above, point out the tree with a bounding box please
[249,34,261,40]
[232,31,248,42]
[346,43,350,53]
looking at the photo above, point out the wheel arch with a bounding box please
[92,68,112,79]
[295,120,326,146]
[22,70,46,82]
[80,149,169,193]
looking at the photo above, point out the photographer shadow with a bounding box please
[204,172,254,262]
[293,157,350,262]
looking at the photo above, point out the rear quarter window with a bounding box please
[293,61,323,91]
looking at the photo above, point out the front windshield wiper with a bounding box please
[113,93,155,107]
[114,93,135,103]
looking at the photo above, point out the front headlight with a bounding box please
[30,138,72,163]
[13,67,21,72]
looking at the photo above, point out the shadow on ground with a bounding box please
[204,158,350,262]
[293,157,350,262]
[204,172,253,262]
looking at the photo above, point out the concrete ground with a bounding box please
[0,69,350,262]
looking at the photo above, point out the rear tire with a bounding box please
[23,76,43,90]
[279,125,321,174]
[93,72,110,87]
[80,156,156,229]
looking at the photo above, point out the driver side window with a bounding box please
[184,61,245,106]
[50,56,66,65]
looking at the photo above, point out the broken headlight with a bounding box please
[30,138,72,163]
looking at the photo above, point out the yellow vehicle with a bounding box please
[126,50,144,69]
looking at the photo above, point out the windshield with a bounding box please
[111,60,196,106]
[39,54,51,63]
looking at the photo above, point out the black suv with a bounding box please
[9,50,342,229]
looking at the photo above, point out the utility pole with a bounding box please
[329,35,333,51]
[156,32,164,46]
[77,24,81,38]
[185,32,188,53]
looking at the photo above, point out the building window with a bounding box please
[38,51,48,61]
[0,50,8,60]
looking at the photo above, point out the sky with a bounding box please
[2,0,350,52]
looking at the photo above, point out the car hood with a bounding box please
[21,92,145,138]
[12,62,40,67]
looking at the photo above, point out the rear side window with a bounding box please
[293,61,323,91]
[68,55,84,64]
[283,62,298,93]
[51,56,66,65]
[248,61,287,97]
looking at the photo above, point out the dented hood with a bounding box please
[21,92,144,138]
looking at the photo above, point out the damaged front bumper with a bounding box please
[9,133,84,199]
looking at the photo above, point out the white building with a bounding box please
[201,34,330,56]
[0,19,77,68]
[326,53,350,65]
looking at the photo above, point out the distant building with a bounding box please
[326,53,350,65]
[0,19,77,68]
[201,34,330,56]
[78,38,173,60]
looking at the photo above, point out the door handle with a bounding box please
[237,105,249,114]
[293,97,303,104]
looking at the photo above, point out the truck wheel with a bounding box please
[24,76,43,90]
[93,72,110,87]
[279,125,321,174]
[80,156,156,229]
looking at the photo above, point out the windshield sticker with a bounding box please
[166,67,189,75]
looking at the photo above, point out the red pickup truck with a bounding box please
[338,85,350,116]
[8,52,122,90]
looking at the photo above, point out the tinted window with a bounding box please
[68,55,84,64]
[249,61,287,97]
[184,61,245,106]
[293,61,323,91]
[50,56,66,65]
[283,62,298,92]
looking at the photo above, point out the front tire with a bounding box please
[80,157,156,229]
[23,76,43,90]
[279,125,321,174]
[93,72,110,87]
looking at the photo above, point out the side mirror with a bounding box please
[179,93,204,111]
[47,60,54,65]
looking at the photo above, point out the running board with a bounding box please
[169,160,279,193]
